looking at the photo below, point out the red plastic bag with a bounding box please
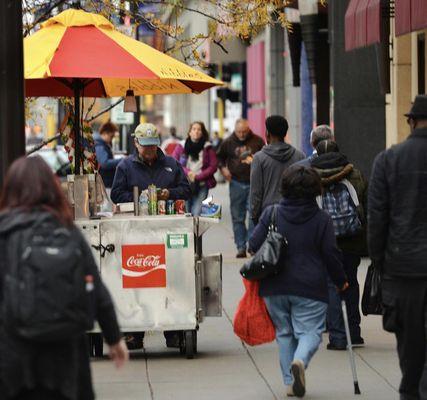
[233,279,276,346]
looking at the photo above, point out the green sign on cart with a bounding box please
[167,233,188,249]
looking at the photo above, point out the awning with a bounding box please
[345,0,383,51]
[396,0,427,36]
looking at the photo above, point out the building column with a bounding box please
[387,34,412,146]
[267,25,285,116]
[0,0,25,186]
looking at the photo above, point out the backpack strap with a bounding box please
[341,179,360,206]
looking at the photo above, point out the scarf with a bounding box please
[184,137,206,161]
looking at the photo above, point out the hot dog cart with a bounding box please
[70,175,222,359]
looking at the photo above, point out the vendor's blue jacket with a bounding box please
[94,134,120,188]
[249,198,346,303]
[110,149,191,204]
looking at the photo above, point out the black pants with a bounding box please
[328,253,362,345]
[382,279,427,400]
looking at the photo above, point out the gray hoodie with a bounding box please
[250,142,305,222]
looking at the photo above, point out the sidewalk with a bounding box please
[92,183,401,400]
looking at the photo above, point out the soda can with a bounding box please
[166,200,175,215]
[147,184,157,203]
[175,199,186,214]
[158,200,166,215]
[148,200,157,215]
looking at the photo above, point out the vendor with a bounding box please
[111,123,191,204]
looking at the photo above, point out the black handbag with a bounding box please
[361,263,383,316]
[240,205,288,281]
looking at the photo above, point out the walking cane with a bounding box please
[341,299,361,395]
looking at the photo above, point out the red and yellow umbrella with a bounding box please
[24,9,222,173]
[24,9,222,97]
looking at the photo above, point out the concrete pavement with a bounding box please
[92,183,401,400]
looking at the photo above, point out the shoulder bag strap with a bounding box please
[269,205,278,232]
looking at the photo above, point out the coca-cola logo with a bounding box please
[126,255,161,269]
[121,244,166,288]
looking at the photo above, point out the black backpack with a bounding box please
[2,216,94,342]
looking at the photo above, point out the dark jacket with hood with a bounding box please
[368,128,427,278]
[216,131,264,183]
[311,152,368,256]
[0,210,121,400]
[111,149,191,204]
[94,134,120,188]
[249,199,346,303]
[250,142,305,223]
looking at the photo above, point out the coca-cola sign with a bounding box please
[121,244,166,288]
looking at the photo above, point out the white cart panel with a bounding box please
[99,216,196,331]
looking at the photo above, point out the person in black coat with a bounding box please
[368,95,427,400]
[0,156,128,400]
[249,165,347,398]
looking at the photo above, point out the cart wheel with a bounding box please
[179,331,185,355]
[91,333,103,358]
[184,330,196,359]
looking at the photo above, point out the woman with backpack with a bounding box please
[173,121,217,216]
[0,156,128,400]
[311,140,368,351]
[249,165,348,398]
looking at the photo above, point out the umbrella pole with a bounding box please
[73,79,81,175]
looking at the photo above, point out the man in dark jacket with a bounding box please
[250,115,305,224]
[217,119,264,258]
[295,125,335,168]
[368,95,427,400]
[311,140,367,350]
[111,123,191,204]
[94,122,121,188]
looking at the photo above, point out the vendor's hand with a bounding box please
[337,282,350,292]
[241,155,254,165]
[188,171,196,182]
[108,338,128,369]
[158,189,170,200]
[221,167,232,182]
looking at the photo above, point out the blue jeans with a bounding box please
[229,179,253,251]
[187,185,209,216]
[264,295,327,385]
[327,254,361,346]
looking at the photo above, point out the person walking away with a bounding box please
[173,121,217,216]
[211,131,223,153]
[294,125,335,168]
[161,126,180,156]
[0,156,128,400]
[94,121,121,189]
[249,165,347,398]
[311,140,367,350]
[250,115,305,224]
[217,118,264,258]
[368,95,427,400]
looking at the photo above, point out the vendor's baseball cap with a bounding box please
[132,123,160,146]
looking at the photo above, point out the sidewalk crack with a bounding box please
[223,307,279,400]
[143,346,155,400]
[354,350,398,392]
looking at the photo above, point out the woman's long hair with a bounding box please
[186,121,210,142]
[0,156,73,226]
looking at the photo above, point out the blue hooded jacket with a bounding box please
[110,149,191,204]
[249,198,346,303]
[94,134,120,188]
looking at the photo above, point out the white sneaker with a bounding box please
[291,359,306,398]
[286,385,295,397]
